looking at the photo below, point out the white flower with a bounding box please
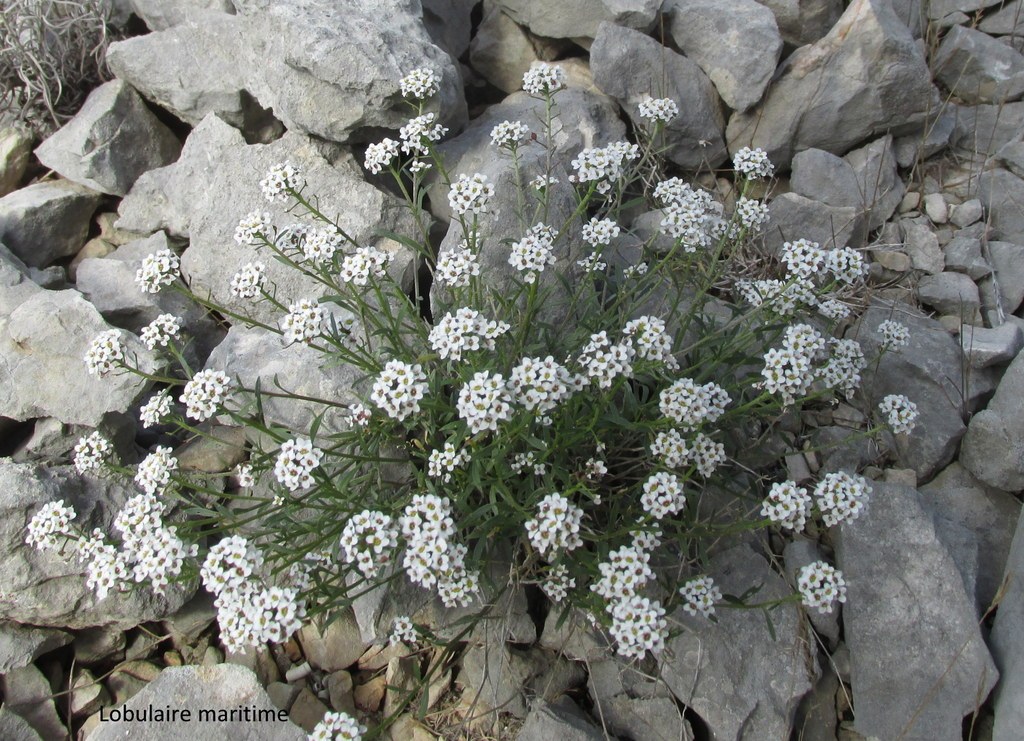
[180,369,233,422]
[761,481,812,531]
[679,575,721,618]
[139,390,173,428]
[364,138,400,174]
[571,142,639,194]
[622,316,676,368]
[508,356,576,414]
[609,595,668,660]
[576,331,635,389]
[638,97,678,123]
[659,378,730,429]
[584,458,608,481]
[230,261,266,299]
[371,360,427,422]
[581,217,620,246]
[280,298,324,345]
[490,120,529,149]
[577,253,607,272]
[781,239,827,278]
[814,471,871,527]
[400,113,448,156]
[435,242,481,288]
[658,184,716,251]
[457,370,514,434]
[641,472,686,519]
[689,432,727,477]
[733,146,774,179]
[260,161,301,201]
[817,338,867,399]
[878,394,918,434]
[200,535,263,596]
[390,616,417,646]
[26,500,77,551]
[273,437,323,492]
[140,313,181,350]
[236,464,256,488]
[309,711,366,741]
[136,249,180,293]
[736,197,769,230]
[400,67,440,99]
[428,442,471,483]
[522,62,565,96]
[134,446,177,496]
[302,227,343,265]
[541,564,575,603]
[428,307,509,361]
[234,210,272,246]
[825,247,865,283]
[530,175,559,190]
[74,431,111,474]
[340,246,392,285]
[797,561,847,614]
[348,403,371,427]
[448,173,495,216]
[524,493,584,558]
[817,298,851,320]
[509,223,557,283]
[84,329,125,376]
[878,319,910,348]
[340,510,399,578]
[650,428,689,468]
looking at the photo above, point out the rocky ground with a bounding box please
[2,0,1024,739]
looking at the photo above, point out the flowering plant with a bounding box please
[34,63,918,733]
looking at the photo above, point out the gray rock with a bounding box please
[901,220,945,274]
[71,668,110,717]
[591,22,727,170]
[997,139,1024,180]
[927,0,1004,24]
[986,240,1024,314]
[129,0,235,30]
[296,609,365,673]
[665,0,782,112]
[916,272,982,324]
[0,180,102,268]
[107,1,466,144]
[835,481,999,740]
[0,289,157,426]
[422,0,478,58]
[469,2,550,93]
[727,0,933,169]
[951,101,1024,153]
[516,698,605,741]
[0,460,194,628]
[784,539,840,646]
[980,0,1024,35]
[659,544,816,741]
[460,643,543,718]
[1,663,67,740]
[845,135,905,233]
[491,0,660,41]
[961,347,1024,490]
[981,168,1024,242]
[894,107,956,167]
[0,622,72,673]
[990,506,1024,741]
[87,664,305,740]
[539,607,610,662]
[942,236,991,280]
[0,707,43,741]
[35,80,181,196]
[0,126,33,198]
[762,192,860,254]
[920,462,1021,612]
[752,0,843,46]
[74,626,127,665]
[794,666,840,741]
[923,192,949,224]
[790,148,862,209]
[853,303,978,480]
[934,25,1024,105]
[588,660,693,740]
[950,198,983,227]
[959,322,1024,368]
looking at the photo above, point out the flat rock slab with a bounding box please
[960,342,1024,490]
[990,507,1024,741]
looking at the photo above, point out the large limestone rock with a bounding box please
[591,23,727,169]
[836,481,999,740]
[727,0,933,169]
[990,507,1024,741]
[129,0,235,30]
[666,0,782,112]
[34,80,181,196]
[960,347,1024,490]
[106,0,466,144]
[490,0,660,41]
[0,180,101,268]
[469,1,563,93]
[977,168,1024,244]
[933,24,1024,105]
[0,460,194,629]
[753,0,843,46]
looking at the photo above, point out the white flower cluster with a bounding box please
[814,471,870,527]
[679,575,722,618]
[110,492,197,594]
[609,595,668,660]
[280,298,324,345]
[733,146,774,179]
[371,360,427,422]
[640,471,687,519]
[400,495,479,606]
[878,394,918,434]
[139,390,173,428]
[522,62,565,96]
[310,711,365,741]
[429,307,509,361]
[234,210,271,246]
[390,616,417,646]
[623,316,677,368]
[490,120,529,148]
[276,223,309,253]
[576,331,635,388]
[571,142,639,194]
[623,262,648,279]
[74,431,111,474]
[826,246,866,283]
[84,329,125,376]
[638,97,679,123]
[230,261,266,299]
[260,161,301,201]
[577,253,607,272]
[400,67,439,99]
[340,510,399,578]
[780,239,865,285]
[584,457,608,481]
[524,493,584,558]
[816,338,867,398]
[508,356,579,413]
[797,561,847,614]
[364,138,400,174]
[340,245,392,285]
[508,222,557,283]
[236,463,256,488]
[592,546,654,605]
[512,451,547,476]
[541,563,575,603]
[428,442,471,483]
[878,319,910,348]
[817,298,851,321]
[435,242,480,288]
[530,174,559,191]
[659,378,730,429]
[348,403,371,427]
[301,227,343,265]
[457,370,514,434]
[273,437,323,492]
[689,432,727,477]
[736,197,769,230]
[26,500,77,550]
[140,313,181,350]
[761,480,812,531]
[180,368,233,421]
[761,323,827,404]
[134,446,177,496]
[658,182,718,251]
[650,428,689,468]
[581,217,620,246]
[136,249,180,293]
[448,172,495,216]
[201,535,262,594]
[735,278,815,316]
[400,112,448,156]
